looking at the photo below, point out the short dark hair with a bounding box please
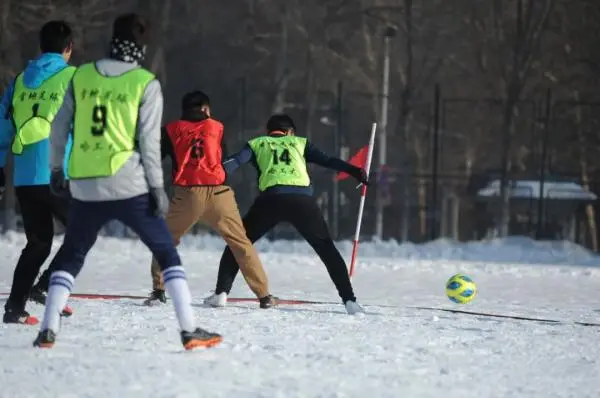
[39,20,73,54]
[182,90,210,111]
[266,114,296,133]
[112,13,150,46]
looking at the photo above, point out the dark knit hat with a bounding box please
[112,13,150,46]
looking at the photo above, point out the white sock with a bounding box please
[41,271,74,332]
[163,266,195,332]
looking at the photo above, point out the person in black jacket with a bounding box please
[203,114,368,314]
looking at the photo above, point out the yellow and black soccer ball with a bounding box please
[446,274,477,304]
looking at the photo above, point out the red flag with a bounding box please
[336,145,368,180]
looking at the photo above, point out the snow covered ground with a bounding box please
[1,232,600,398]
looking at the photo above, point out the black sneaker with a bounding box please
[3,308,39,325]
[33,329,56,348]
[143,289,167,306]
[180,328,223,350]
[259,295,279,309]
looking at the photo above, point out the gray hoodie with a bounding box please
[50,58,164,201]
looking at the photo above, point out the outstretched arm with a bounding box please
[222,144,254,175]
[305,141,368,183]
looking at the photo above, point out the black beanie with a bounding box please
[110,14,149,63]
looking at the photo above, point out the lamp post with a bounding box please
[374,26,396,240]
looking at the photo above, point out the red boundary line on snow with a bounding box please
[3,293,599,326]
[0,292,331,305]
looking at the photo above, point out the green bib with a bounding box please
[248,135,310,191]
[11,66,76,155]
[68,63,154,179]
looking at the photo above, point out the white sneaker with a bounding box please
[203,292,227,307]
[345,300,365,315]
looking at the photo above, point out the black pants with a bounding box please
[6,185,69,311]
[215,193,356,303]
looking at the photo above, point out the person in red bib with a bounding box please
[144,90,277,309]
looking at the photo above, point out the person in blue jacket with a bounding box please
[0,20,74,325]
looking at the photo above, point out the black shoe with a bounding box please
[143,289,167,306]
[259,295,279,309]
[180,328,223,350]
[29,285,47,305]
[33,329,56,348]
[3,307,39,325]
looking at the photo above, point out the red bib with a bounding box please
[165,118,226,186]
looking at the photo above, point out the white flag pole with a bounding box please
[349,122,377,278]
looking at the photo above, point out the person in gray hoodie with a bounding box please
[33,13,222,351]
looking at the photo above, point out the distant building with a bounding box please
[475,179,597,244]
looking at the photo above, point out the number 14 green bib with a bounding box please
[248,135,310,191]
[69,63,155,179]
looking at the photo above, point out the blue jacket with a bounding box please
[0,53,72,187]
[223,135,362,196]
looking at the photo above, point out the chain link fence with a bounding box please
[2,82,599,250]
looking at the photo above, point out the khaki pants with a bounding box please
[151,185,270,298]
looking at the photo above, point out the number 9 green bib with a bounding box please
[68,63,155,179]
[248,135,310,191]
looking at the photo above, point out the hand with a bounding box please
[353,168,369,186]
[50,169,70,198]
[149,187,170,218]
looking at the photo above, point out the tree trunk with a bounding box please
[270,3,291,114]
[0,0,17,232]
[497,104,515,237]
[303,46,317,141]
[399,111,413,242]
[148,0,171,87]
[411,118,428,239]
[417,177,427,238]
[573,91,598,251]
[398,0,414,242]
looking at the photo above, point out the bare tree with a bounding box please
[1,0,600,245]
[393,0,459,240]
[145,0,172,86]
[465,0,557,236]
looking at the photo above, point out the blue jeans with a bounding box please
[49,194,180,278]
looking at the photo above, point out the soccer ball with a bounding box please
[446,274,477,304]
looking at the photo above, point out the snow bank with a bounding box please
[178,234,600,266]
[1,231,598,267]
